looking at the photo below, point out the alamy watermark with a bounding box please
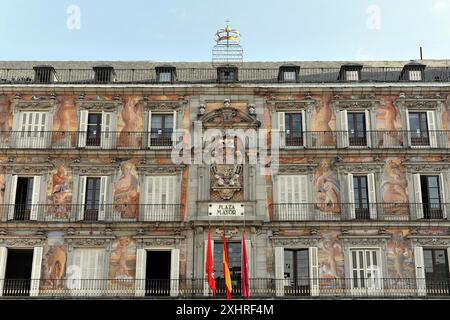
[66,5,81,30]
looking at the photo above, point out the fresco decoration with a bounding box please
[40,232,67,291]
[386,229,415,285]
[52,95,78,147]
[311,96,336,147]
[113,160,140,219]
[375,97,404,147]
[46,161,73,220]
[117,96,143,148]
[108,237,136,289]
[313,159,341,215]
[0,95,12,147]
[443,95,450,146]
[318,231,344,288]
[0,167,5,221]
[381,158,409,216]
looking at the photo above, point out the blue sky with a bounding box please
[0,0,449,61]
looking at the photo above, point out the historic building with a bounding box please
[0,49,450,298]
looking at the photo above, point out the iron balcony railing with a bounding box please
[1,204,182,222]
[0,67,449,84]
[0,130,449,150]
[1,278,449,298]
[271,202,449,221]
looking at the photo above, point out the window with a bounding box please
[77,176,108,221]
[350,249,381,290]
[78,110,114,148]
[144,176,177,221]
[71,249,106,295]
[409,70,422,81]
[407,111,437,147]
[346,70,359,81]
[285,113,304,147]
[158,72,172,83]
[421,175,443,219]
[347,173,376,220]
[276,175,308,220]
[284,249,310,295]
[147,112,176,147]
[8,175,40,221]
[353,176,369,219]
[423,249,450,292]
[283,71,297,81]
[217,67,238,83]
[348,112,367,146]
[16,111,49,148]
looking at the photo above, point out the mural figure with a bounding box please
[40,233,67,291]
[113,161,139,219]
[318,232,344,288]
[381,159,408,216]
[109,237,136,289]
[314,160,341,214]
[311,98,336,147]
[118,97,142,148]
[386,230,414,283]
[47,164,72,219]
[52,97,77,147]
[0,96,12,147]
[376,99,404,147]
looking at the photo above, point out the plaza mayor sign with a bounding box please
[208,203,244,216]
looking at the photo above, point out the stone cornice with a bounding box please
[404,162,450,172]
[267,97,316,112]
[331,95,381,110]
[75,98,122,111]
[336,162,384,173]
[0,235,47,247]
[393,94,446,111]
[133,235,184,247]
[65,235,115,250]
[140,98,186,111]
[136,165,185,175]
[277,164,316,175]
[11,97,58,113]
[270,236,322,246]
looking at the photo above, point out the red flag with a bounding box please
[222,234,232,300]
[205,230,216,295]
[241,231,250,298]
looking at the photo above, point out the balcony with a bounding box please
[1,278,449,298]
[271,203,448,221]
[0,130,449,150]
[1,66,449,84]
[1,204,182,222]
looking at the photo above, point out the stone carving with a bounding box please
[211,164,242,200]
[199,100,260,129]
[272,237,321,246]
[215,227,238,239]
[11,98,58,113]
[75,99,122,111]
[268,98,316,112]
[0,237,46,247]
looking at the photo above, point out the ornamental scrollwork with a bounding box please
[268,98,316,112]
[11,98,58,113]
[332,97,381,110]
[75,99,122,112]
[0,237,46,247]
[271,237,320,247]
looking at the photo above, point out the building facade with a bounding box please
[0,60,450,298]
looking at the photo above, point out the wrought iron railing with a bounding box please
[1,278,449,298]
[1,204,182,222]
[271,202,448,221]
[0,66,449,84]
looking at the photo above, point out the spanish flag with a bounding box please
[222,234,232,300]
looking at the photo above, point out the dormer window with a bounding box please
[278,65,300,82]
[93,65,115,83]
[338,64,363,81]
[156,66,176,83]
[33,65,57,84]
[217,66,238,83]
[400,62,426,81]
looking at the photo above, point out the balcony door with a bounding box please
[148,112,176,147]
[284,249,310,296]
[16,111,49,148]
[423,249,450,294]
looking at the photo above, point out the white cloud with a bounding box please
[431,0,450,11]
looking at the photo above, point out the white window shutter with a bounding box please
[135,249,146,297]
[98,176,108,221]
[0,247,7,296]
[30,176,41,221]
[439,173,448,219]
[340,110,349,148]
[172,110,178,147]
[147,111,152,148]
[427,111,437,148]
[414,246,426,296]
[8,175,18,220]
[367,173,377,219]
[301,109,306,147]
[30,246,43,296]
[77,176,87,221]
[365,109,372,147]
[170,248,180,296]
[299,175,308,219]
[277,112,285,148]
[274,246,284,297]
[204,239,214,296]
[78,110,88,148]
[405,109,412,147]
[309,247,319,297]
[413,174,423,219]
[101,112,114,149]
[347,173,355,219]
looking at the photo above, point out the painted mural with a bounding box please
[108,237,136,289]
[113,161,140,219]
[46,161,73,220]
[318,231,345,288]
[443,95,450,147]
[40,232,67,291]
[313,160,341,215]
[52,95,78,147]
[311,96,336,147]
[117,96,143,148]
[376,97,404,147]
[0,168,5,221]
[381,158,409,216]
[386,229,415,284]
